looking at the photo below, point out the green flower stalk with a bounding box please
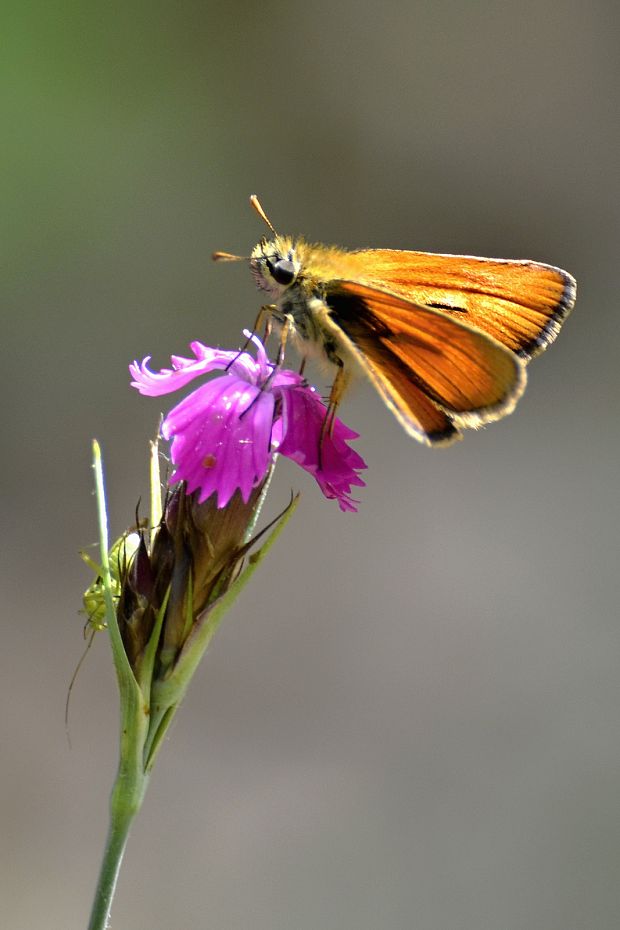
[86,440,296,930]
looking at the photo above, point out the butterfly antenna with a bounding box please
[249,194,277,234]
[213,195,277,261]
[212,250,246,262]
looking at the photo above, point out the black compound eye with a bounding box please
[266,257,296,286]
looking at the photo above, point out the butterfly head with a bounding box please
[250,236,301,297]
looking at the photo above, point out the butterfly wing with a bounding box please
[318,280,526,445]
[341,248,576,359]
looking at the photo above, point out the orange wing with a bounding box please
[342,248,576,359]
[321,281,526,445]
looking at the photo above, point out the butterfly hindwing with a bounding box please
[316,280,526,443]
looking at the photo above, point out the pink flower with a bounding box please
[130,335,366,512]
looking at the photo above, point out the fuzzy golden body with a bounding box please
[251,237,367,367]
[216,198,576,446]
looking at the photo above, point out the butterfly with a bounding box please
[214,196,576,445]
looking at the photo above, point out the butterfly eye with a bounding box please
[266,258,296,286]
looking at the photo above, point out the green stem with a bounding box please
[87,764,149,930]
[86,653,150,930]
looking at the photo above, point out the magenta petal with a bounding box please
[277,385,366,511]
[163,375,275,507]
[131,332,367,512]
[130,342,265,398]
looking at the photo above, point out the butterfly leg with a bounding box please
[274,313,293,368]
[240,314,293,419]
[226,305,276,371]
[318,361,351,467]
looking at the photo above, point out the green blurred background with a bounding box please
[3,2,618,928]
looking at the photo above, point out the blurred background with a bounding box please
[2,2,618,928]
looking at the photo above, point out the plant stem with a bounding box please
[87,764,149,930]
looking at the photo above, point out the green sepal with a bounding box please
[92,442,141,699]
[143,493,299,770]
[135,585,171,696]
[92,441,150,784]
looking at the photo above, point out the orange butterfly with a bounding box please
[214,196,576,445]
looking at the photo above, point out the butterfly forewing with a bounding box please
[342,249,576,359]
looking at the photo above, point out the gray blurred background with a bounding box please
[2,2,619,928]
